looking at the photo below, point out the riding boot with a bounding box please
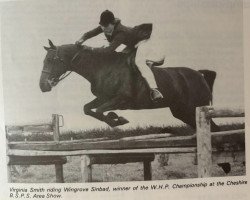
[150,88,163,101]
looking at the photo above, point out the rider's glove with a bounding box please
[75,39,84,46]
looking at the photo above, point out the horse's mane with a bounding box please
[56,44,134,72]
[59,44,125,60]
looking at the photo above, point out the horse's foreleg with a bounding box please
[96,98,122,113]
[96,97,129,127]
[83,98,106,121]
[84,97,129,127]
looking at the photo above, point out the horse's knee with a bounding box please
[96,107,104,114]
[83,105,91,115]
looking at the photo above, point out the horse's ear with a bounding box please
[44,46,50,51]
[48,39,56,49]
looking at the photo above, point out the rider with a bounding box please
[75,10,164,101]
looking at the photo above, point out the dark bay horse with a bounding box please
[40,40,219,131]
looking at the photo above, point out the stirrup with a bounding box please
[150,88,164,101]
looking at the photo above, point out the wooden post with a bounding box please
[196,107,212,178]
[80,155,92,182]
[192,153,198,165]
[143,160,152,180]
[6,157,12,183]
[52,114,64,182]
[52,114,60,142]
[55,164,64,183]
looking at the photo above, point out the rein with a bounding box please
[58,52,81,81]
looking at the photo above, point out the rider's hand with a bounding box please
[75,39,83,46]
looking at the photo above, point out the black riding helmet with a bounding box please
[99,10,115,26]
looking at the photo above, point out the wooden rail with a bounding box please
[6,115,163,182]
[7,129,244,151]
[206,107,244,118]
[6,124,53,133]
[8,135,197,151]
[7,147,198,157]
[6,114,66,183]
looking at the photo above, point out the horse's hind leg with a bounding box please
[183,111,220,132]
[170,106,220,132]
[211,119,220,132]
[170,107,196,129]
[182,112,220,132]
[84,97,129,127]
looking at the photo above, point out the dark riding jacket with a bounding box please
[82,19,152,53]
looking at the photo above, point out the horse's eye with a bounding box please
[48,58,57,64]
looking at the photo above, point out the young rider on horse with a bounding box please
[75,10,164,102]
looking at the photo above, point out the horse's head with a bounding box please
[40,40,68,92]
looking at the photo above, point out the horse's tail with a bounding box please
[198,70,216,104]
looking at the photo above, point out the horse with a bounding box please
[40,40,219,131]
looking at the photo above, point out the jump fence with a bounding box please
[6,106,245,182]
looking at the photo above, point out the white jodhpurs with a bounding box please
[135,32,166,89]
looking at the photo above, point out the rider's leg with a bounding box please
[135,39,164,101]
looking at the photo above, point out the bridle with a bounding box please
[42,47,79,87]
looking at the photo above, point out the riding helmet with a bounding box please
[99,10,115,26]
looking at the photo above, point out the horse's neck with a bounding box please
[59,45,78,66]
[72,50,120,83]
[59,45,93,81]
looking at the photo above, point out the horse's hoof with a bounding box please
[106,117,129,127]
[117,117,129,125]
[107,112,118,120]
[218,163,231,174]
[105,118,119,128]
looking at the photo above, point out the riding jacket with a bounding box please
[81,19,152,53]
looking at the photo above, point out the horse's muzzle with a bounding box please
[39,74,52,92]
[40,81,52,92]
